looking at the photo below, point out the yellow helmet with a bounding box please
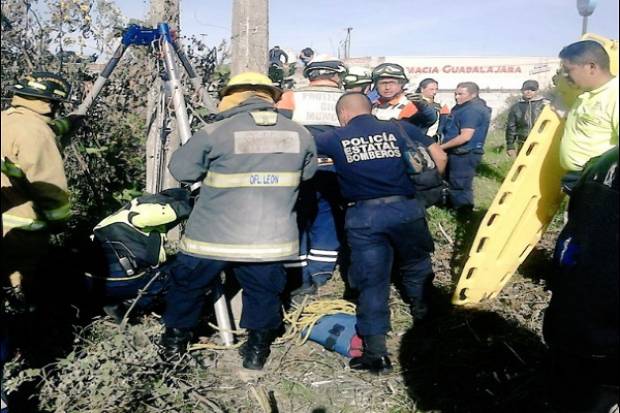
[219,72,283,100]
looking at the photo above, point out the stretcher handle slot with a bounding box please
[536,119,550,134]
[458,288,468,301]
[487,213,499,226]
[498,192,511,205]
[476,237,488,253]
[511,165,526,183]
[465,267,476,280]
[525,143,537,157]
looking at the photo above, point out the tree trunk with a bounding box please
[231,0,269,76]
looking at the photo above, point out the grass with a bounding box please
[3,126,563,413]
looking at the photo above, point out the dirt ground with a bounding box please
[2,131,565,412]
[3,222,560,413]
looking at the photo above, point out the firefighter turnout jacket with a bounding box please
[169,97,318,262]
[1,96,71,234]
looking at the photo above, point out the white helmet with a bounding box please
[343,66,372,89]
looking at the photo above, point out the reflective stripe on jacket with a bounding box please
[1,97,70,235]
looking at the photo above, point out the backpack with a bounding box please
[394,121,447,208]
[90,188,192,282]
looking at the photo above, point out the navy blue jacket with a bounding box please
[442,97,492,152]
[315,114,433,201]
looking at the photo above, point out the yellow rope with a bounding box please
[188,298,356,352]
[278,298,356,345]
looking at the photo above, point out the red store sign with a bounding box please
[407,65,523,74]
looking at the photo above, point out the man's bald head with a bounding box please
[336,92,372,126]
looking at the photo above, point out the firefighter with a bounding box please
[371,63,437,130]
[159,72,317,370]
[314,92,436,374]
[1,72,73,304]
[343,66,372,94]
[85,188,192,321]
[277,59,347,302]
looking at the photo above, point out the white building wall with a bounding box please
[345,56,560,120]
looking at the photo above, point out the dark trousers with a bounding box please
[549,349,619,413]
[294,172,344,287]
[346,198,435,336]
[446,152,483,209]
[84,268,169,310]
[163,253,287,331]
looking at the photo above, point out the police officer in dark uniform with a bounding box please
[440,81,492,210]
[315,92,436,374]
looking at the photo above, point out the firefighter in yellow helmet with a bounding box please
[1,72,73,303]
[159,72,317,370]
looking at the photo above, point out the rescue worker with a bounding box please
[315,92,436,374]
[544,146,619,412]
[343,66,372,94]
[1,72,73,304]
[505,80,548,157]
[298,47,315,67]
[440,81,492,211]
[408,78,451,140]
[159,72,317,370]
[85,188,192,321]
[558,40,618,194]
[277,59,347,301]
[268,45,289,67]
[371,63,437,130]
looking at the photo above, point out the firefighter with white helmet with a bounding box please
[371,63,437,130]
[343,66,372,93]
[277,59,347,302]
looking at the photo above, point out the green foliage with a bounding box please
[2,0,227,241]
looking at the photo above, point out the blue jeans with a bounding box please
[446,152,483,209]
[346,198,435,336]
[163,253,286,331]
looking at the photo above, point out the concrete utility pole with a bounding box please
[145,0,180,196]
[231,0,269,75]
[344,27,353,59]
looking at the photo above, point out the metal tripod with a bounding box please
[75,23,233,346]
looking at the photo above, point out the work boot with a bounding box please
[102,302,129,324]
[349,335,393,375]
[240,329,276,370]
[410,300,430,325]
[289,283,317,307]
[160,327,192,359]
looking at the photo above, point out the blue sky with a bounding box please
[117,0,619,57]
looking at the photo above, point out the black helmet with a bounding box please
[371,63,408,82]
[9,72,71,101]
[303,60,347,79]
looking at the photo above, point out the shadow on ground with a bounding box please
[399,287,553,413]
[449,209,487,283]
[518,246,555,285]
[4,245,96,413]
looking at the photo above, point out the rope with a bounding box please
[189,298,356,352]
[279,299,356,345]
